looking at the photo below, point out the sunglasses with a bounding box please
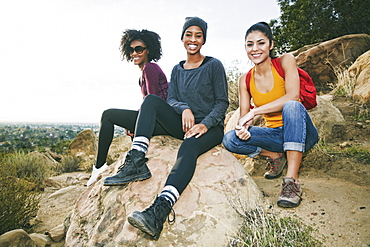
[129,46,147,54]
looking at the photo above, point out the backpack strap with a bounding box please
[246,57,284,95]
[246,68,253,96]
[271,57,285,78]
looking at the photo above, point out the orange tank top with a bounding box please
[250,65,286,128]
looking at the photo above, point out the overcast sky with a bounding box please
[0,0,280,123]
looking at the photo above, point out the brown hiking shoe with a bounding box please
[264,154,287,179]
[277,177,302,208]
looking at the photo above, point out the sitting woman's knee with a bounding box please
[222,130,235,151]
[283,100,303,111]
[101,108,115,121]
[142,94,163,105]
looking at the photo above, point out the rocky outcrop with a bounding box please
[0,229,36,247]
[350,50,370,104]
[65,136,262,246]
[69,129,97,170]
[293,34,370,92]
[308,95,346,141]
[68,129,132,170]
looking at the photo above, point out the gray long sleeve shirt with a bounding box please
[167,57,229,129]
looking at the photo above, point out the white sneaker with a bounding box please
[86,163,108,186]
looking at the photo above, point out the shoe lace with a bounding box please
[145,197,176,225]
[117,153,132,171]
[281,182,301,199]
[265,157,282,172]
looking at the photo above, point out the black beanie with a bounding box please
[181,17,208,43]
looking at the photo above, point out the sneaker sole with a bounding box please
[264,171,284,179]
[103,172,152,186]
[277,199,301,208]
[127,211,159,239]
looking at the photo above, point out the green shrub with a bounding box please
[0,152,51,186]
[0,170,41,235]
[354,105,370,122]
[54,154,82,174]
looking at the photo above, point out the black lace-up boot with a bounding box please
[103,149,151,186]
[127,196,175,240]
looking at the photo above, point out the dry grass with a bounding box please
[330,65,356,98]
[228,205,323,247]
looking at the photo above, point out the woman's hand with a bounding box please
[184,123,208,139]
[235,110,255,140]
[182,108,195,132]
[238,110,255,129]
[235,125,251,140]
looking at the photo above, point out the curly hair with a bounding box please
[120,29,162,62]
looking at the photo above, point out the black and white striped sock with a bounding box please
[160,185,180,207]
[131,136,149,153]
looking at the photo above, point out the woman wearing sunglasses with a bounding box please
[223,22,318,208]
[86,29,168,186]
[103,17,228,239]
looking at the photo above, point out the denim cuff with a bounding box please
[248,146,262,158]
[284,142,305,152]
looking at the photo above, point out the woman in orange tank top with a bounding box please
[223,22,318,208]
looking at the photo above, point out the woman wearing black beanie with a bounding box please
[103,17,229,239]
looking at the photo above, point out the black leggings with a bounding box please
[97,95,224,194]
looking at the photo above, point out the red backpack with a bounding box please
[246,57,317,110]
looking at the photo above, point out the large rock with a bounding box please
[32,177,87,234]
[69,129,97,170]
[307,95,346,142]
[293,34,370,92]
[350,50,370,104]
[68,129,132,170]
[0,229,36,247]
[65,136,262,246]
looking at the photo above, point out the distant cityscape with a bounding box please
[0,122,126,153]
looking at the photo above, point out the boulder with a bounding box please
[68,130,132,171]
[349,50,370,104]
[32,181,86,234]
[0,229,36,247]
[308,95,346,141]
[293,34,370,92]
[65,136,262,246]
[69,129,97,170]
[29,233,51,247]
[48,224,65,242]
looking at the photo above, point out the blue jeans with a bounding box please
[223,101,318,157]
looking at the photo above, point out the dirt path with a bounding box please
[252,174,370,247]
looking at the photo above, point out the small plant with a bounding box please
[226,60,245,113]
[330,65,356,98]
[54,154,83,174]
[229,206,323,246]
[0,153,43,235]
[354,105,370,122]
[314,140,370,164]
[342,147,370,164]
